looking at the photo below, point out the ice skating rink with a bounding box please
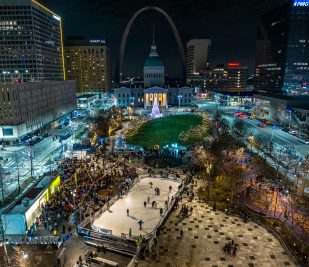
[92,177,181,237]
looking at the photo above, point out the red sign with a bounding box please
[227,62,240,67]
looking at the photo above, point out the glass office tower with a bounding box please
[284,0,309,95]
[0,0,65,82]
[255,0,309,95]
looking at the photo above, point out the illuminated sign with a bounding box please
[227,62,240,67]
[90,39,106,44]
[293,0,309,7]
[53,14,60,21]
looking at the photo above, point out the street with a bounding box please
[198,100,309,158]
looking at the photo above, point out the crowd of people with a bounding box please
[27,145,138,237]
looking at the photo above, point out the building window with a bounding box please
[2,128,13,136]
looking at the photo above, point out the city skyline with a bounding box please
[39,0,285,77]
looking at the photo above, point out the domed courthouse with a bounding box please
[143,41,165,87]
[114,37,193,109]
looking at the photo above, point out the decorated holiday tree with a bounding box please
[150,97,161,117]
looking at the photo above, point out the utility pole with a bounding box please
[0,164,4,203]
[15,153,21,194]
[30,144,34,179]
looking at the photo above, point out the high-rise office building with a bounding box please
[284,0,309,95]
[226,63,249,92]
[255,0,309,95]
[203,64,228,92]
[64,37,112,94]
[0,80,76,143]
[0,0,65,82]
[186,39,211,85]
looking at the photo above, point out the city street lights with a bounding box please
[177,94,183,109]
[2,71,10,83]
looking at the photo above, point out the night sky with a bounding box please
[40,0,285,78]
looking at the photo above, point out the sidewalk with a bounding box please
[138,180,295,267]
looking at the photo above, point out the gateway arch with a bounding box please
[115,6,186,83]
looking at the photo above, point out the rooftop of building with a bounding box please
[254,93,309,101]
[144,56,164,67]
[10,175,57,215]
[65,36,106,47]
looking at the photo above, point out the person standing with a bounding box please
[137,220,144,230]
[129,227,132,238]
[160,208,163,216]
[127,208,129,216]
[144,201,147,208]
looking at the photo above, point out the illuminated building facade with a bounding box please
[113,86,193,108]
[0,0,65,82]
[186,39,211,86]
[64,37,112,94]
[226,63,249,92]
[143,41,165,87]
[255,0,309,95]
[0,80,76,143]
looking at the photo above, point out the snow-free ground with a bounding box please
[92,177,181,237]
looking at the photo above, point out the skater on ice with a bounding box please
[137,220,144,230]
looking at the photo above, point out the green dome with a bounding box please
[144,56,164,67]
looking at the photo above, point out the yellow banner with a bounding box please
[74,173,78,186]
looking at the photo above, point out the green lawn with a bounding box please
[126,114,205,149]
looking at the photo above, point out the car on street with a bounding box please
[289,130,297,135]
[299,138,309,144]
[258,123,266,127]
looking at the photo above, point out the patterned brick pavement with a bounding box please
[138,181,295,267]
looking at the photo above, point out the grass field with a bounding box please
[126,114,205,149]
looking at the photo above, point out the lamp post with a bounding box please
[72,189,77,229]
[248,134,254,152]
[206,163,212,202]
[2,71,10,83]
[177,94,183,109]
[271,125,276,142]
[287,109,292,129]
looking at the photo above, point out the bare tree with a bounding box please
[272,145,286,179]
[254,134,274,161]
[232,119,250,146]
[210,110,230,142]
[192,146,215,201]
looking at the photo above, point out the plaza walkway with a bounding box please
[138,181,296,267]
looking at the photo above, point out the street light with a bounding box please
[206,163,212,202]
[2,71,10,83]
[286,109,292,129]
[71,189,77,229]
[271,125,277,142]
[177,94,183,109]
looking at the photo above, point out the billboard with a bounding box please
[24,176,61,229]
[293,0,309,7]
